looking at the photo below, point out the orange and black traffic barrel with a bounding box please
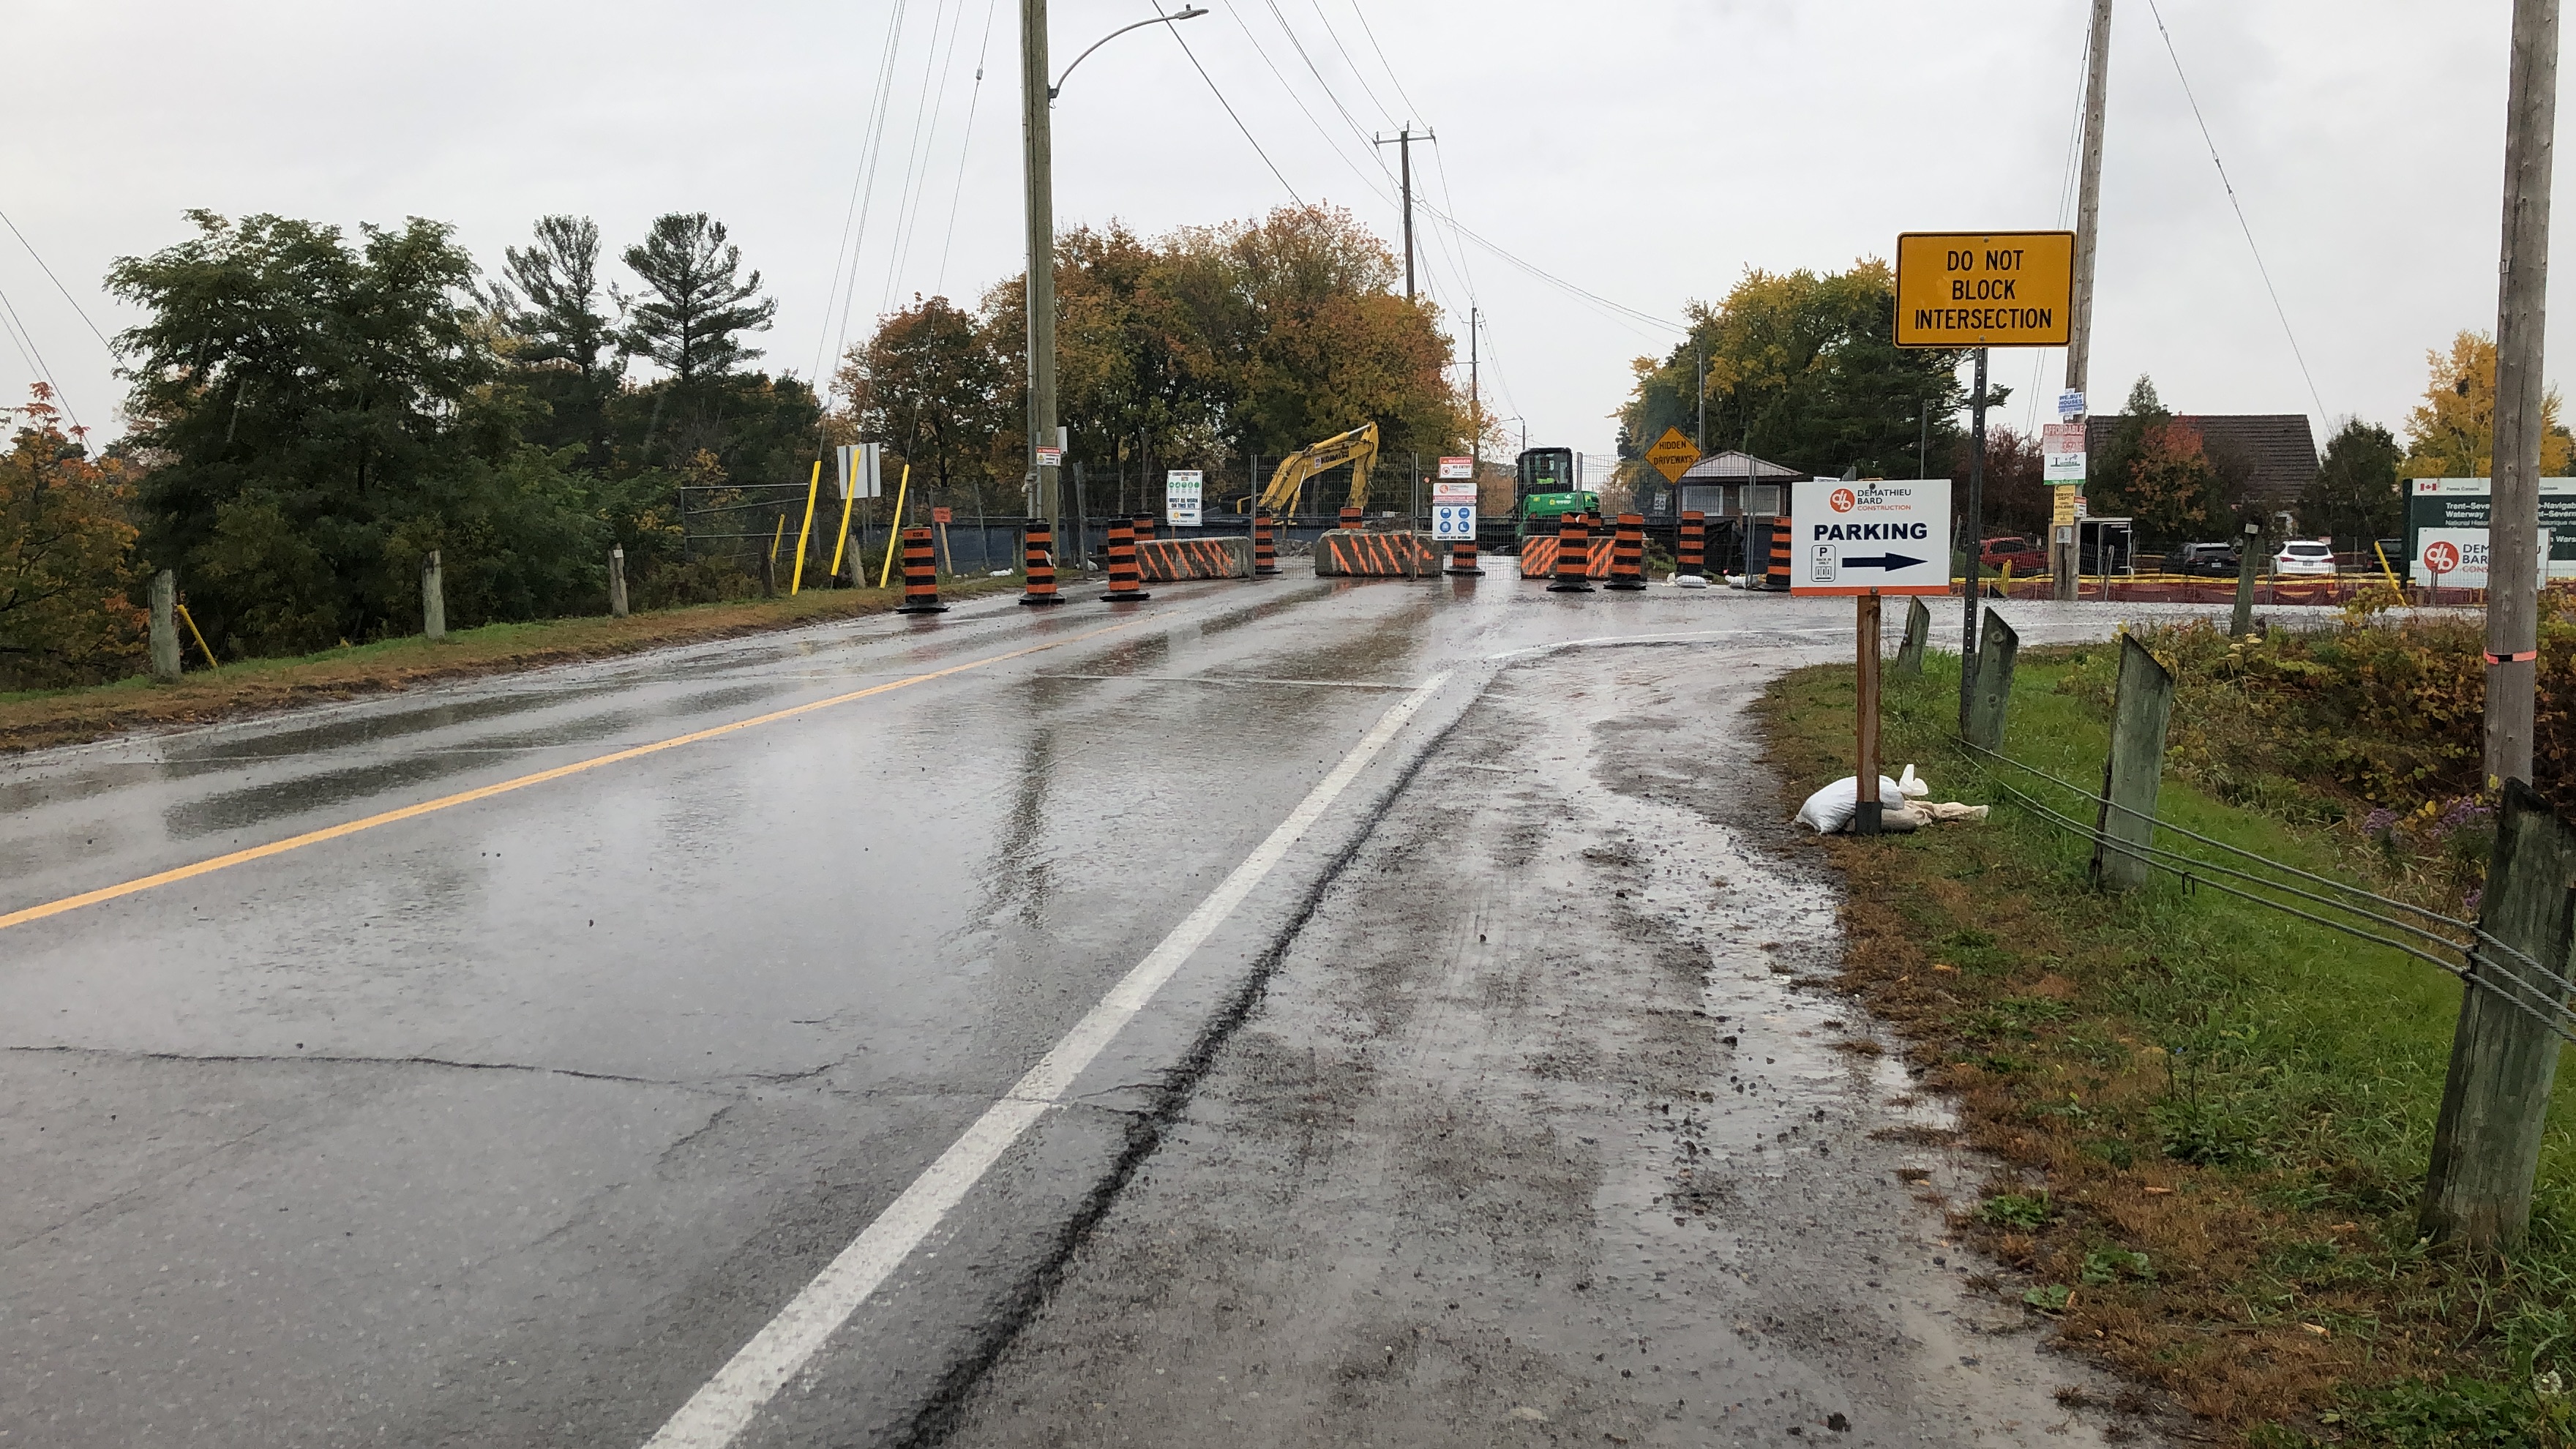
[1101,520,1152,602]
[1444,531,1482,577]
[1132,513,1156,544]
[1546,514,1595,594]
[896,526,948,615]
[1678,509,1706,578]
[1253,511,1280,577]
[1606,512,1647,591]
[1338,506,1362,530]
[1766,516,1793,591]
[1019,520,1065,607]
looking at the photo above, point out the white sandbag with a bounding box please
[1794,775,1906,834]
[1897,764,1928,798]
[1672,572,1712,589]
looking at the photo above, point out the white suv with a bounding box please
[2273,539,2337,577]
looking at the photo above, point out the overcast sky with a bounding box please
[0,0,2544,471]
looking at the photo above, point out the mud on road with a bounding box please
[942,643,2135,1448]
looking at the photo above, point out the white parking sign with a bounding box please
[1789,478,1953,596]
[1434,503,1477,540]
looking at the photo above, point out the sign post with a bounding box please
[1895,229,2076,729]
[1793,477,1955,838]
[1165,469,1203,529]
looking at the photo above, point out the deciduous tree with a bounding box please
[0,385,144,688]
[2300,419,2403,544]
[2402,329,2575,478]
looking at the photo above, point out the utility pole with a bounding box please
[1695,346,1707,454]
[2059,0,2113,603]
[1469,307,1480,480]
[1959,348,1990,733]
[1374,126,1429,301]
[1021,0,1060,532]
[2487,0,2557,790]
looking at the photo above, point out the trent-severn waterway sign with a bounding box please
[1789,478,1955,596]
[1894,231,2075,348]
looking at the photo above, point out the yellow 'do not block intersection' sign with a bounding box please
[1894,231,2075,348]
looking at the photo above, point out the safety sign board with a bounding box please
[1431,477,1476,506]
[835,443,884,500]
[1894,231,2075,348]
[1437,456,1474,480]
[1645,426,1699,483]
[2057,389,2086,420]
[1433,503,1477,541]
[1165,469,1203,528]
[1789,477,1953,596]
[1036,446,1063,468]
[931,506,953,524]
[2041,422,2086,484]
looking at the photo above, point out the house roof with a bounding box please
[1674,449,1804,483]
[2083,414,2319,506]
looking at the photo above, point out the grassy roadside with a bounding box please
[0,576,1021,754]
[1758,643,2576,1446]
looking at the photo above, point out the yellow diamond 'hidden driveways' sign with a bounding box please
[1894,231,2075,348]
[1645,427,1699,483]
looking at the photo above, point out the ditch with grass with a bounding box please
[1757,610,2576,1447]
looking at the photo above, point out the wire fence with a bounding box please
[1947,735,2576,1046]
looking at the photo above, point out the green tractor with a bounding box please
[1514,447,1598,539]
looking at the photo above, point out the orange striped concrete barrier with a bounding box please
[1134,536,1253,582]
[1516,536,1614,580]
[1314,531,1439,577]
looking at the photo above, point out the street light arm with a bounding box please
[1050,7,1206,100]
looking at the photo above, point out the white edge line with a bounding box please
[640,668,1455,1449]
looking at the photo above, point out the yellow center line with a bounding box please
[0,618,1147,935]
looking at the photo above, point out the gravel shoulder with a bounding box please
[938,641,2146,1448]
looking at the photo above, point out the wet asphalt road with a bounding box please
[0,573,2261,1447]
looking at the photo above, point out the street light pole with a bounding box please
[1020,4,1208,533]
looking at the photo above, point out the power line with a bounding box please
[0,280,76,434]
[2143,0,2327,424]
[812,0,913,405]
[1157,1,1306,204]
[935,0,1004,296]
[881,0,968,315]
[1342,1,1427,124]
[0,209,119,362]
[1302,0,1396,126]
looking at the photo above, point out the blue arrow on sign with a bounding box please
[1839,553,1925,571]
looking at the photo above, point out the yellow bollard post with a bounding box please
[876,464,913,588]
[176,602,220,670]
[789,460,822,595]
[828,458,859,583]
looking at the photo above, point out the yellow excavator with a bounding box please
[1247,422,1379,517]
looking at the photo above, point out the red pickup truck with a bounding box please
[1979,536,2049,574]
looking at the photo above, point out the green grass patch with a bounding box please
[1759,636,2576,1444]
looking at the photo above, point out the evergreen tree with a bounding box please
[2299,419,2403,544]
[619,214,776,385]
[495,215,621,460]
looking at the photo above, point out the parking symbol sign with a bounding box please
[1810,544,1839,583]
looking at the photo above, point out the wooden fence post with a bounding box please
[149,570,181,681]
[1856,593,1884,835]
[609,545,629,618]
[2419,782,2576,1251]
[2091,634,2174,891]
[421,550,446,641]
[2230,519,2263,638]
[1896,596,1931,678]
[1961,610,2019,752]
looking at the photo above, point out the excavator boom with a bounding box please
[1254,422,1379,516]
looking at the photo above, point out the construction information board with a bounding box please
[2403,477,2576,584]
[1165,470,1202,527]
[1437,456,1473,479]
[1894,231,2075,348]
[1789,478,1953,596]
